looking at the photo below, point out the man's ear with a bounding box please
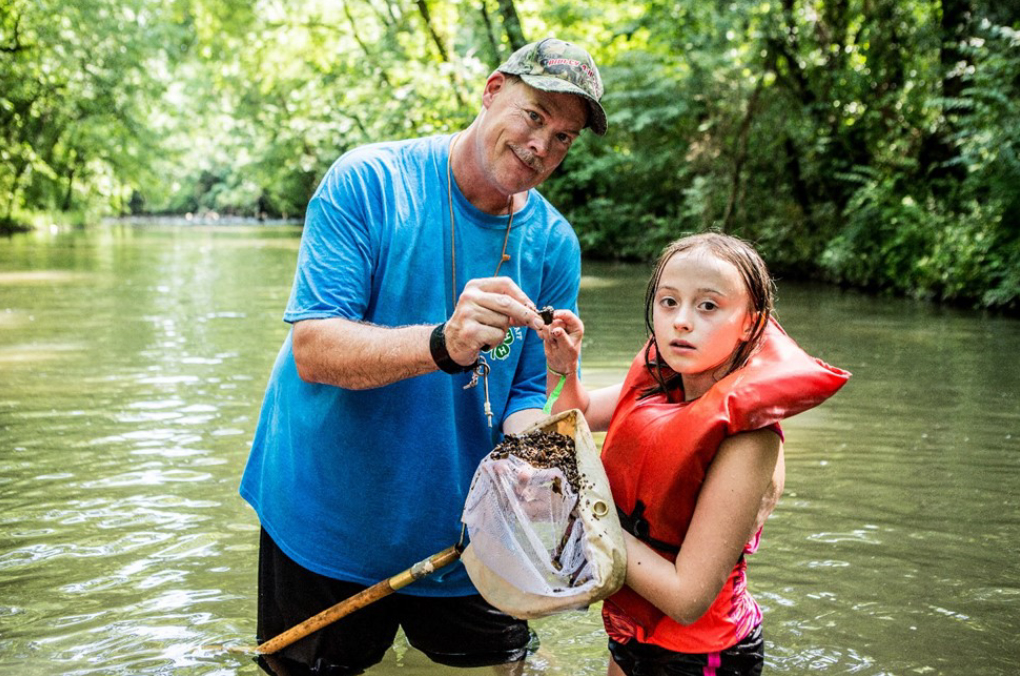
[481,72,508,109]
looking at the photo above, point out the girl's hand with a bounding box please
[540,309,584,375]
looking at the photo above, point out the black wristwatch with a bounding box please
[430,322,476,374]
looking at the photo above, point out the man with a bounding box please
[240,38,608,674]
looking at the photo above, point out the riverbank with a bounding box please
[107,214,303,227]
[0,216,32,236]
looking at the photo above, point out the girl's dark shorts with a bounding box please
[257,528,532,675]
[608,624,764,676]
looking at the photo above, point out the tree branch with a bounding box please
[0,8,28,53]
[416,0,449,61]
[722,78,764,231]
[413,0,465,107]
[342,2,392,88]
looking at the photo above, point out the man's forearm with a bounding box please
[292,318,438,390]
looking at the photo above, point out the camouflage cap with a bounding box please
[497,38,607,136]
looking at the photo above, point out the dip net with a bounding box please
[460,409,627,618]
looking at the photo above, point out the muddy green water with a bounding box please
[1,224,1018,675]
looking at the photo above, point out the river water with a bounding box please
[1,223,1018,675]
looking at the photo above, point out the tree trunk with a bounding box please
[0,8,25,54]
[918,0,972,179]
[783,139,812,221]
[496,0,526,52]
[62,164,76,212]
[478,1,502,68]
[766,0,816,107]
[414,0,465,107]
[5,159,29,221]
[416,0,449,62]
[721,79,764,231]
[940,0,973,100]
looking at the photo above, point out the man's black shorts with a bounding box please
[257,528,532,674]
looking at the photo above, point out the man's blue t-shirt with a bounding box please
[239,134,581,596]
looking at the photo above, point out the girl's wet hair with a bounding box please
[641,232,776,400]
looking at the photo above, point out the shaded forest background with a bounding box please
[2,0,1019,309]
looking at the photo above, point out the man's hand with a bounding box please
[292,277,547,391]
[444,277,545,367]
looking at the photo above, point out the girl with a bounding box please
[541,233,849,676]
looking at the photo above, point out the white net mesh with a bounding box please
[461,454,595,596]
[460,410,627,618]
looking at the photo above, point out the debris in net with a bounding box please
[489,431,580,494]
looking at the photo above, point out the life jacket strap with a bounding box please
[616,500,680,555]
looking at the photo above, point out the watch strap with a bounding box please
[430,322,475,374]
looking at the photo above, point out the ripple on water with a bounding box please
[78,510,202,532]
[0,543,78,569]
[127,399,187,410]
[0,531,178,568]
[149,532,222,560]
[137,569,189,590]
[0,342,89,364]
[28,619,210,676]
[768,645,876,673]
[131,446,209,458]
[80,468,214,488]
[135,375,201,386]
[805,527,883,545]
[114,411,184,423]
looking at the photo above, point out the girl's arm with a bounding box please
[754,445,785,533]
[546,375,622,432]
[540,310,621,432]
[621,428,781,625]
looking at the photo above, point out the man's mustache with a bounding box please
[509,144,545,173]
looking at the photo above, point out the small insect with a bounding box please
[538,306,555,325]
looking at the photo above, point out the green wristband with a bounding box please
[542,373,568,415]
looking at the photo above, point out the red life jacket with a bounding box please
[601,319,850,653]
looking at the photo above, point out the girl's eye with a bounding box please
[699,301,718,311]
[659,297,677,308]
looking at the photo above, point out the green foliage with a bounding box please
[3,0,1018,309]
[0,0,186,219]
[823,177,1016,308]
[819,20,1020,310]
[543,45,697,259]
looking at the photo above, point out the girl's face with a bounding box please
[652,249,756,400]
